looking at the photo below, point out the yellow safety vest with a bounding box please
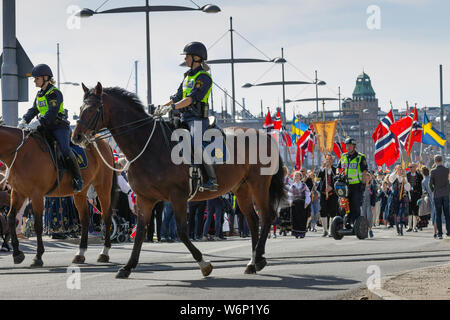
[36,86,64,117]
[340,152,365,184]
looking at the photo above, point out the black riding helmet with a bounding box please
[31,64,53,78]
[345,137,357,145]
[181,42,207,61]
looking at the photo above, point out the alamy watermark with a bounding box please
[66,265,81,290]
[170,122,280,176]
[366,265,381,290]
[67,5,82,30]
[367,5,381,30]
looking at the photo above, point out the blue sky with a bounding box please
[1,0,450,123]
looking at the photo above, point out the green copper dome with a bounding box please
[352,72,376,99]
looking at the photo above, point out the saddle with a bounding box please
[162,116,227,200]
[31,128,88,195]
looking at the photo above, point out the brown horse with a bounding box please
[0,123,115,267]
[72,82,286,279]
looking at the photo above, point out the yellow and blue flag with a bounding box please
[291,116,309,144]
[422,112,446,148]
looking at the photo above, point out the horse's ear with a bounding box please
[95,82,103,96]
[82,83,89,94]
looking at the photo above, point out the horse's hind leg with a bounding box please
[95,184,112,263]
[7,190,26,264]
[72,193,90,264]
[234,184,260,274]
[248,180,273,272]
[116,196,154,279]
[171,199,212,277]
[29,197,45,267]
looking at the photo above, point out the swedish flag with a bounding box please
[422,112,446,148]
[291,116,309,143]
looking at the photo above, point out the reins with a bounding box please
[85,116,159,173]
[78,90,161,173]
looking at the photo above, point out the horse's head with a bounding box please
[72,82,106,147]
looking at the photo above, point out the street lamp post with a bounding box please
[77,2,220,109]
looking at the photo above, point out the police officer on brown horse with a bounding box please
[161,41,218,192]
[17,64,84,192]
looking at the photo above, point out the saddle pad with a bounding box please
[71,144,88,169]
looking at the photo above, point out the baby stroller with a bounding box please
[101,209,130,243]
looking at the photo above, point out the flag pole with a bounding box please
[419,106,426,167]
[399,101,414,200]
[322,100,329,200]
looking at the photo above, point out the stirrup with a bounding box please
[199,180,218,192]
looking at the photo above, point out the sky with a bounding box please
[1,0,450,124]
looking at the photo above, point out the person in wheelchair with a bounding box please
[337,137,368,228]
[160,42,217,192]
[17,64,84,193]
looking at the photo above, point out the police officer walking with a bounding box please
[162,41,218,192]
[337,137,368,227]
[17,64,84,192]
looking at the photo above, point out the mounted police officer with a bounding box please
[337,137,368,227]
[17,64,84,192]
[162,41,218,192]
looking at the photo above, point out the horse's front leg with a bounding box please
[116,196,154,279]
[95,184,113,263]
[7,190,27,264]
[171,199,212,277]
[30,197,45,267]
[72,194,90,264]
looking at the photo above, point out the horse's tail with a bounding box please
[269,155,287,216]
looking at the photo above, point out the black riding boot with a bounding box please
[66,151,84,193]
[201,163,218,192]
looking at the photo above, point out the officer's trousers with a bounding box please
[348,183,363,224]
[52,127,71,157]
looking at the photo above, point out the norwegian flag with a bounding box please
[281,131,292,147]
[130,224,137,239]
[372,110,400,167]
[295,126,314,168]
[263,110,274,131]
[274,110,282,131]
[130,191,137,205]
[390,107,422,154]
[333,141,344,159]
[113,149,120,162]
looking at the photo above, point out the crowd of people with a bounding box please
[1,150,449,249]
[275,153,450,240]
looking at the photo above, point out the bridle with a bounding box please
[76,94,105,141]
[77,93,155,143]
[76,92,158,173]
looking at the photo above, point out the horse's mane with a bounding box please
[86,87,147,115]
[104,87,147,114]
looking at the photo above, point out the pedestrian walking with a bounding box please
[429,155,450,239]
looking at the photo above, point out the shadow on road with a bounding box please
[144,273,359,292]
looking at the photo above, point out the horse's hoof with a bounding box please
[201,263,213,277]
[244,264,257,274]
[72,255,86,264]
[30,258,44,268]
[13,251,25,264]
[97,254,109,263]
[255,258,267,272]
[115,267,131,279]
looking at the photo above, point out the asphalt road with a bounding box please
[0,225,449,300]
